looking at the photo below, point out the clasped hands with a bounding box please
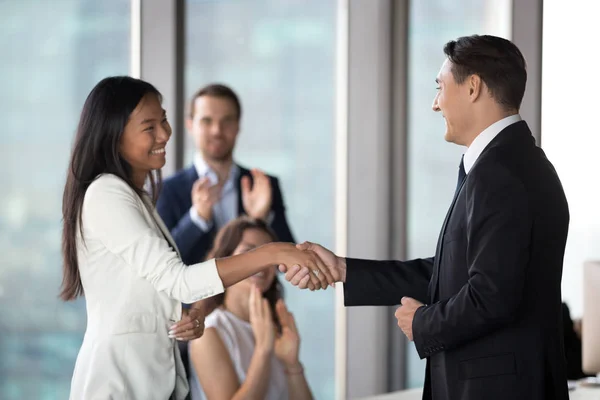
[276,241,346,291]
[280,241,423,341]
[170,242,423,342]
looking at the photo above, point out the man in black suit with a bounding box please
[283,35,570,400]
[157,84,295,266]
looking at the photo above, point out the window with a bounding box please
[0,1,130,398]
[185,0,337,397]
[541,1,600,318]
[405,0,512,388]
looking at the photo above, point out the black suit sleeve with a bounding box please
[269,177,295,243]
[413,165,531,359]
[343,257,434,306]
[156,182,215,264]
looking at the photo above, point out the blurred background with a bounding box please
[1,0,598,399]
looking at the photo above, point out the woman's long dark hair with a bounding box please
[60,76,163,301]
[206,217,284,331]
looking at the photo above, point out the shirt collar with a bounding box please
[193,154,239,186]
[463,114,522,174]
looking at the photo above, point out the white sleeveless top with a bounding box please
[188,308,289,400]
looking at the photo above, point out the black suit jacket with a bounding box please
[344,121,570,400]
[156,164,295,265]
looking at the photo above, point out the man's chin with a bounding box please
[444,130,463,145]
[443,130,453,143]
[205,151,233,163]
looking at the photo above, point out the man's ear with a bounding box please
[468,74,483,102]
[185,117,193,134]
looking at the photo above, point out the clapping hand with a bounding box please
[274,299,301,368]
[249,284,275,353]
[191,176,223,221]
[241,169,272,220]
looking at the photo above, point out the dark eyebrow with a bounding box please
[435,78,440,84]
[141,110,166,125]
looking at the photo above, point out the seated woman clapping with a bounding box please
[188,217,314,400]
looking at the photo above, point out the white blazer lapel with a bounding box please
[140,193,182,259]
[151,209,181,258]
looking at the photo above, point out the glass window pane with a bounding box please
[405,0,511,388]
[541,2,600,318]
[0,1,130,398]
[185,1,336,398]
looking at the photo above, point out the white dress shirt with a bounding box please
[189,155,240,232]
[463,114,522,174]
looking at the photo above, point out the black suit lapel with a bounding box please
[236,166,251,216]
[185,165,199,191]
[429,171,467,302]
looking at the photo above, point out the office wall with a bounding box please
[541,1,600,318]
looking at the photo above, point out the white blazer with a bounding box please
[69,173,224,400]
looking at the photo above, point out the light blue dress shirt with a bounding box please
[188,155,240,232]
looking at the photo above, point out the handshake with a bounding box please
[275,241,347,291]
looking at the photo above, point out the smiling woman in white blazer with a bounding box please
[60,76,330,400]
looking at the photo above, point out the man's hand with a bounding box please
[241,169,272,220]
[278,241,345,289]
[272,242,333,290]
[395,297,424,341]
[192,177,223,221]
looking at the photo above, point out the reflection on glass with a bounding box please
[0,1,130,398]
[185,0,336,398]
[405,0,511,388]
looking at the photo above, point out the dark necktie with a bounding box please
[455,155,466,197]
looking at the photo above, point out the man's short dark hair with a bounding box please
[443,35,527,111]
[188,83,242,120]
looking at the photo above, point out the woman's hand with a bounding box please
[269,242,334,290]
[274,299,301,368]
[249,285,275,354]
[215,242,332,291]
[169,305,206,341]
